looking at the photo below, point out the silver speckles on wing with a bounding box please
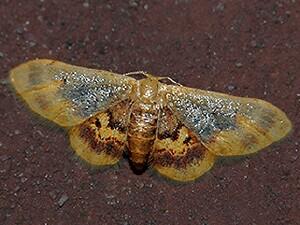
[54,71,133,118]
[165,87,241,140]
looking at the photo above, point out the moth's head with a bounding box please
[125,71,160,100]
[126,71,181,100]
[138,76,159,100]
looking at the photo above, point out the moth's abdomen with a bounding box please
[127,102,158,173]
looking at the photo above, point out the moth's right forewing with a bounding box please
[10,59,136,127]
[164,85,292,156]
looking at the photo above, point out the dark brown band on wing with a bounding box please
[153,142,206,169]
[78,123,125,158]
[157,107,182,141]
[106,99,131,132]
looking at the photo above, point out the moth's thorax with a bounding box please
[136,78,159,102]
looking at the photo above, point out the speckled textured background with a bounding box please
[0,1,299,225]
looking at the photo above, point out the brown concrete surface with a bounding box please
[0,1,299,224]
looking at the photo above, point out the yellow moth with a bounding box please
[10,59,292,182]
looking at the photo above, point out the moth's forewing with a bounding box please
[152,107,215,182]
[165,85,292,156]
[9,59,134,127]
[69,100,131,166]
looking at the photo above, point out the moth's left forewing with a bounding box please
[10,59,136,127]
[164,85,292,156]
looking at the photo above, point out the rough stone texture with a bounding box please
[0,1,299,225]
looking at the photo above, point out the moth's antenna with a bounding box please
[158,77,183,86]
[123,71,148,77]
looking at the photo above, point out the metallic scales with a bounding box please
[166,90,239,140]
[54,71,132,118]
[10,59,292,182]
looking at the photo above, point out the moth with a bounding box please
[10,59,292,182]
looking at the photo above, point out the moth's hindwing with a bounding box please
[69,100,131,166]
[152,107,215,182]
[9,59,135,127]
[165,86,292,156]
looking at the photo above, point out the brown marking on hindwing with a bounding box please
[157,107,181,141]
[72,100,131,160]
[154,106,207,169]
[153,126,207,169]
[153,144,206,169]
[107,100,131,132]
[79,119,125,158]
[151,106,216,181]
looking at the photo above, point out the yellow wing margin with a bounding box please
[203,98,292,156]
[164,85,292,156]
[10,59,135,127]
